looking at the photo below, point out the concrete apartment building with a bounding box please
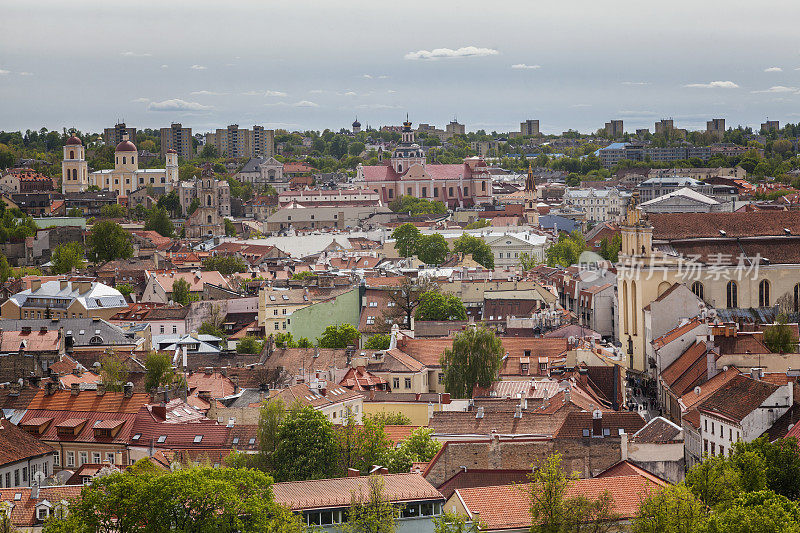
[761,120,780,132]
[204,124,274,158]
[102,122,136,147]
[160,123,193,159]
[445,120,465,138]
[520,119,540,136]
[706,118,725,139]
[654,119,674,135]
[604,120,624,138]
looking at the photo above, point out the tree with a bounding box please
[338,414,393,475]
[0,253,12,283]
[200,144,219,159]
[525,453,618,533]
[0,143,15,170]
[764,315,797,354]
[256,399,285,472]
[144,206,174,237]
[598,233,622,263]
[684,454,740,508]
[100,203,125,218]
[386,427,441,473]
[51,242,85,274]
[317,323,361,349]
[188,198,200,215]
[273,406,340,481]
[440,326,503,398]
[86,221,133,263]
[633,485,708,533]
[364,333,391,350]
[198,320,225,339]
[388,195,448,215]
[171,278,192,305]
[391,223,421,257]
[416,234,449,265]
[434,511,484,533]
[339,475,398,533]
[464,219,490,230]
[144,352,175,392]
[452,234,494,268]
[42,466,303,533]
[116,283,134,300]
[224,218,236,237]
[67,207,83,217]
[705,490,800,533]
[99,353,129,392]
[366,412,411,426]
[546,231,587,267]
[237,336,264,354]
[156,190,181,218]
[414,290,467,321]
[730,436,800,499]
[519,252,540,271]
[202,255,248,276]
[291,270,316,280]
[387,276,439,328]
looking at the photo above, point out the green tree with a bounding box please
[730,436,800,499]
[684,454,740,508]
[416,234,449,265]
[452,234,494,268]
[633,484,708,533]
[99,353,130,393]
[598,233,622,263]
[202,255,248,276]
[144,352,175,392]
[224,218,237,237]
[67,207,83,217]
[198,320,225,339]
[387,276,438,328]
[156,190,181,218]
[389,195,447,215]
[464,219,490,230]
[171,278,192,305]
[366,412,411,426]
[256,398,285,472]
[364,333,391,350]
[764,315,797,354]
[338,414,393,475]
[291,270,317,280]
[339,475,398,533]
[526,453,618,533]
[273,406,340,481]
[188,198,200,215]
[50,242,85,274]
[318,323,361,349]
[144,206,174,237]
[434,511,484,533]
[440,326,503,398]
[0,143,15,170]
[705,491,800,533]
[200,144,219,159]
[391,223,421,257]
[0,253,12,283]
[116,283,134,299]
[546,231,587,267]
[519,252,540,271]
[42,466,303,533]
[237,336,264,354]
[414,290,467,321]
[386,427,441,473]
[100,203,126,218]
[86,221,133,263]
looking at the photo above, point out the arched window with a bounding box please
[72,168,77,179]
[726,281,738,308]
[631,280,638,333]
[794,283,800,313]
[69,150,74,159]
[691,281,704,301]
[398,164,403,173]
[207,195,212,206]
[131,156,135,164]
[759,280,771,307]
[122,156,126,165]
[89,336,103,345]
[657,281,672,297]
[207,215,212,224]
[622,281,629,335]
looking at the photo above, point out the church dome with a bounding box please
[115,140,137,152]
[66,135,82,146]
[352,119,361,128]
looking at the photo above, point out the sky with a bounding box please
[3,0,800,135]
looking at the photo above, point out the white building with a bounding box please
[640,187,724,214]
[562,187,629,223]
[0,419,56,488]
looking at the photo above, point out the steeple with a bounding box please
[525,163,536,192]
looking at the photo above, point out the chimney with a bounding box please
[30,482,39,501]
[152,403,167,420]
[440,393,451,404]
[30,279,42,291]
[232,376,240,394]
[71,383,80,395]
[60,279,68,290]
[751,367,764,381]
[347,468,360,477]
[592,409,603,437]
[514,405,523,419]
[706,343,718,380]
[564,387,570,404]
[97,382,106,396]
[123,382,134,398]
[369,465,389,475]
[475,406,484,419]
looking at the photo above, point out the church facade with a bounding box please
[355,119,492,208]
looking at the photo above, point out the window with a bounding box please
[157,435,167,443]
[393,378,400,389]
[422,187,427,197]
[37,508,49,521]
[759,279,770,307]
[173,325,177,334]
[53,453,60,467]
[448,187,454,197]
[482,181,487,192]
[438,373,444,384]
[691,281,704,300]
[67,452,75,467]
[79,452,88,466]
[404,377,412,389]
[106,453,115,464]
[92,452,101,463]
[464,186,469,196]
[193,435,203,443]
[521,363,529,374]
[727,281,738,308]
[21,467,27,483]
[160,325,165,334]
[794,283,800,313]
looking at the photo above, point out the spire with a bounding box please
[525,163,536,192]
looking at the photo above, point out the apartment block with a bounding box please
[520,119,540,136]
[654,119,674,135]
[604,120,624,138]
[445,120,465,138]
[102,123,136,147]
[761,120,780,132]
[160,123,193,158]
[707,118,725,138]
[204,125,274,158]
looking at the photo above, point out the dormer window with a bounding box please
[157,435,167,443]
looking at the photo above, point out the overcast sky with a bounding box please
[3,0,800,135]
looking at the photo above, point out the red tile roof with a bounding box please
[25,390,149,414]
[0,486,83,529]
[649,211,800,240]
[554,411,645,439]
[0,418,53,466]
[697,374,779,423]
[660,342,716,397]
[0,329,60,352]
[129,406,230,449]
[396,336,567,370]
[437,469,531,499]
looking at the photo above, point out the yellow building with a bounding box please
[61,135,88,193]
[617,200,800,373]
[258,287,312,333]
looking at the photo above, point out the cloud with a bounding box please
[242,90,288,97]
[362,74,373,79]
[683,81,739,89]
[751,85,798,94]
[622,81,650,86]
[147,98,212,112]
[121,51,152,57]
[308,89,324,94]
[190,64,207,70]
[511,63,541,70]
[292,100,319,107]
[764,66,783,72]
[190,90,227,96]
[404,46,499,60]
[344,91,357,96]
[18,72,33,76]
[0,69,10,75]
[160,64,169,69]
[356,103,400,109]
[131,97,150,103]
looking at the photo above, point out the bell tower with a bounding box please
[523,164,539,225]
[620,191,652,258]
[62,134,88,193]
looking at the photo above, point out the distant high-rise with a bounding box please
[654,119,674,135]
[520,119,540,136]
[707,118,725,139]
[103,123,136,147]
[445,120,465,138]
[205,125,274,158]
[160,123,193,159]
[604,120,624,138]
[761,120,780,132]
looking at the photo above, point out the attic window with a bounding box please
[89,336,103,345]
[157,435,167,443]
[193,435,203,443]
[282,295,289,300]
[269,295,276,301]
[232,437,239,445]
[248,438,256,445]
[582,429,590,437]
[132,434,141,441]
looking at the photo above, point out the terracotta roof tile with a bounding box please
[554,411,645,439]
[697,374,779,423]
[437,469,531,500]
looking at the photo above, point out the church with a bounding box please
[62,134,178,198]
[355,118,492,208]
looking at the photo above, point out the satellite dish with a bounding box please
[33,471,46,485]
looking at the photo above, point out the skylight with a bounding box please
[157,435,167,443]
[193,435,203,443]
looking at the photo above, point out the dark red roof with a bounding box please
[65,135,82,146]
[115,140,137,152]
[555,411,645,439]
[437,469,531,499]
[129,406,230,449]
[166,148,177,154]
[698,374,779,423]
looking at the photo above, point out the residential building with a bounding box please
[102,123,136,148]
[640,187,724,213]
[356,119,492,208]
[647,166,747,180]
[563,187,629,223]
[141,270,231,304]
[604,119,624,138]
[761,120,780,132]
[265,203,392,232]
[159,123,193,159]
[520,119,540,136]
[153,333,223,357]
[706,118,725,139]
[272,473,444,531]
[445,120,465,138]
[204,125,274,158]
[597,143,712,167]
[1,279,128,320]
[0,415,56,487]
[0,170,54,194]
[258,287,312,332]
[278,189,381,207]
[654,119,674,135]
[636,176,738,203]
[265,381,364,425]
